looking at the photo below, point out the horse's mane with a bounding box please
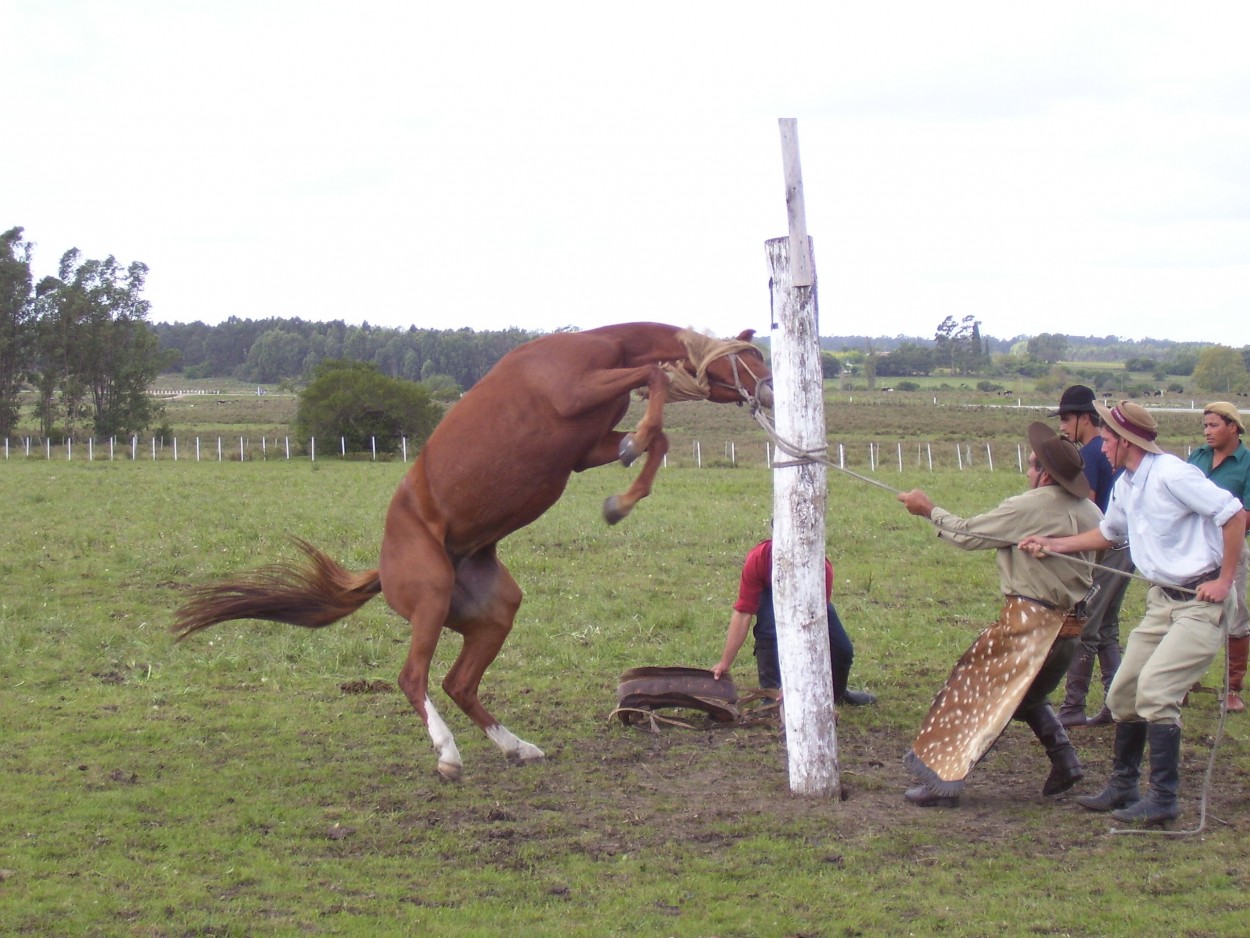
[650,329,761,402]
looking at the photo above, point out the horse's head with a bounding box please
[699,329,773,410]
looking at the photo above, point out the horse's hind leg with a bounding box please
[380,512,466,780]
[444,552,545,768]
[395,592,465,781]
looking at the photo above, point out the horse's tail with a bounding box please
[172,538,382,641]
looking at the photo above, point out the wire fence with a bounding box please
[2,435,1106,474]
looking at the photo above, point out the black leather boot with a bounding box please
[1076,720,1147,812]
[832,662,877,706]
[1111,723,1181,824]
[904,784,960,808]
[1021,703,1084,796]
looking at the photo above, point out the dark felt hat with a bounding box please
[1049,385,1099,418]
[1027,421,1091,499]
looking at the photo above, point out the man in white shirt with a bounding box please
[1021,400,1244,826]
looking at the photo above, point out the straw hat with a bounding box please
[1027,422,1091,499]
[1094,400,1163,455]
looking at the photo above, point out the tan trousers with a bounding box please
[1107,586,1236,724]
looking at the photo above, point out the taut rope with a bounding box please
[748,403,1189,593]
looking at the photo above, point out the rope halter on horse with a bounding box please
[639,329,772,408]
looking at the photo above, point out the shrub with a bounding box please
[294,359,441,453]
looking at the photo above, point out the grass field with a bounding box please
[2,393,1247,937]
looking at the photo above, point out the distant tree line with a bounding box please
[7,223,1249,443]
[822,329,1215,364]
[820,315,1249,394]
[152,318,537,394]
[0,227,172,439]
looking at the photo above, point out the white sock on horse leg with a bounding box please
[487,724,545,765]
[424,695,463,779]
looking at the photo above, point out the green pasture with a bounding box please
[2,416,1248,937]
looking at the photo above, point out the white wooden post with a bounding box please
[767,117,838,797]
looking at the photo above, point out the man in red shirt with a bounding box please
[711,539,876,706]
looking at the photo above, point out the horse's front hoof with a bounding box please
[436,760,463,783]
[618,435,640,467]
[603,496,630,525]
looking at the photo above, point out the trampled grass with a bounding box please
[2,395,1247,937]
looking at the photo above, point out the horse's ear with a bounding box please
[736,329,756,343]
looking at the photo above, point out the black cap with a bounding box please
[1049,385,1098,418]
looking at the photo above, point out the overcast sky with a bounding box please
[5,1,1248,345]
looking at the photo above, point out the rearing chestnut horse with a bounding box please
[173,322,772,780]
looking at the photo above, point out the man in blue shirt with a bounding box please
[1051,385,1133,727]
[1187,401,1250,713]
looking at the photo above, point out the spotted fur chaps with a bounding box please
[904,596,1065,796]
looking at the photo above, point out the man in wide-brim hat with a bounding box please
[896,422,1102,807]
[1022,400,1245,826]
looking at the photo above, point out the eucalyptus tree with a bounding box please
[31,249,172,438]
[0,227,35,436]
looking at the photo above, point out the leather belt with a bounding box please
[1056,614,1086,639]
[1159,569,1219,602]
